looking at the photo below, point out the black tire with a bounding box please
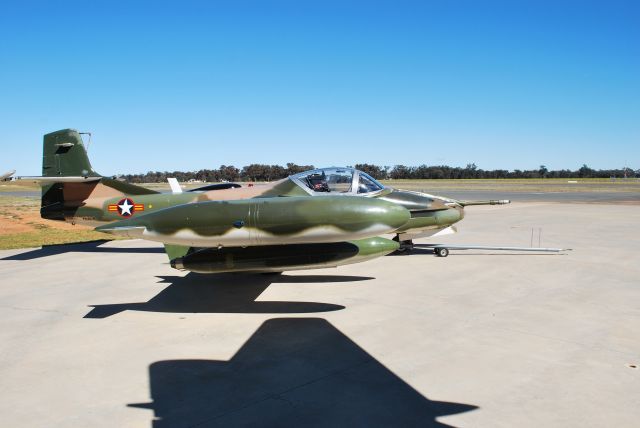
[435,247,449,257]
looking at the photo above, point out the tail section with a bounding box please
[19,128,159,223]
[42,129,100,177]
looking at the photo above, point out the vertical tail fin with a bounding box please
[42,129,100,177]
[35,129,158,222]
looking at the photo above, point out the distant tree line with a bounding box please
[122,163,314,183]
[377,164,639,180]
[120,163,639,183]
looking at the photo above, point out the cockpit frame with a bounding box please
[289,167,387,197]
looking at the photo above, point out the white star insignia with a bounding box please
[118,199,134,216]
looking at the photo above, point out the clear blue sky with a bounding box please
[1,0,638,175]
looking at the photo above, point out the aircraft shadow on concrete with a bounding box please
[1,240,164,261]
[83,273,369,318]
[129,318,477,427]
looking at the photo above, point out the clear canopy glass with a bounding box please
[290,167,385,196]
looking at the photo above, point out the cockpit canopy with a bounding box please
[289,167,386,196]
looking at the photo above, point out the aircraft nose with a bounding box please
[436,206,464,226]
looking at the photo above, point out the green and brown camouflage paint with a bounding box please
[33,129,506,272]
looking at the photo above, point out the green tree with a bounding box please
[538,165,548,178]
[578,164,594,178]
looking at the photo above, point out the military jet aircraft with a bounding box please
[20,129,565,273]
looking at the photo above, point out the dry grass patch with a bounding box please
[0,196,119,250]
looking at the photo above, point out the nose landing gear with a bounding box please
[434,247,449,257]
[392,235,414,253]
[393,235,451,257]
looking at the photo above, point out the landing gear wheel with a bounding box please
[435,247,449,257]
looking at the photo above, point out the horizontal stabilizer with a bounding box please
[17,176,102,184]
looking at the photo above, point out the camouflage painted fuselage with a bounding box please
[33,128,504,273]
[97,196,410,247]
[45,175,464,240]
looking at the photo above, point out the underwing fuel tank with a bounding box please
[96,196,410,247]
[171,237,399,273]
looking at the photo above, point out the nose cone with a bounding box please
[436,206,464,226]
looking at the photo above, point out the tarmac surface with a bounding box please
[1,201,639,427]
